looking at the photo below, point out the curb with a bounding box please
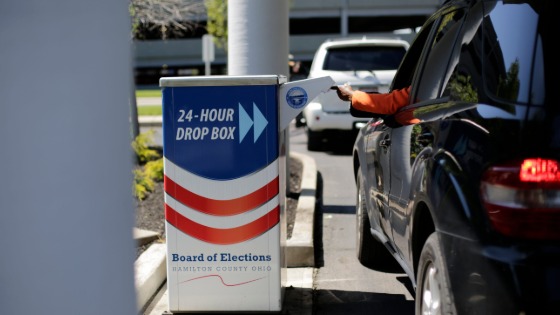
[134,120,316,312]
[286,151,317,267]
[138,116,162,127]
[134,228,160,247]
[135,243,166,312]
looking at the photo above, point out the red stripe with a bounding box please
[164,175,279,216]
[165,204,279,245]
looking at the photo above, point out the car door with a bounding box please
[365,15,438,242]
[389,6,469,263]
[363,120,393,237]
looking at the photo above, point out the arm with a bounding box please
[336,85,411,115]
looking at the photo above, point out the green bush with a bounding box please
[132,130,164,200]
[144,159,164,182]
[132,130,161,163]
[133,167,155,200]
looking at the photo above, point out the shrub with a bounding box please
[132,130,161,163]
[133,167,155,200]
[132,130,163,200]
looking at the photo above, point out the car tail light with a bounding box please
[480,158,560,240]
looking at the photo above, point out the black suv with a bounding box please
[352,0,560,314]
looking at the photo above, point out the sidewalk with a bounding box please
[136,97,162,106]
[138,115,162,127]
[134,115,317,313]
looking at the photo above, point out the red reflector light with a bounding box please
[481,158,560,240]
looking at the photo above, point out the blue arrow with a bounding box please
[239,103,252,143]
[252,102,268,143]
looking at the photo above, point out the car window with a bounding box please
[416,8,466,102]
[442,1,485,104]
[482,2,543,105]
[323,46,406,71]
[392,21,434,91]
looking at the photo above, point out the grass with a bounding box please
[135,89,162,98]
[136,89,162,116]
[138,105,162,116]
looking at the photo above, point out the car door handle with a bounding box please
[380,139,391,148]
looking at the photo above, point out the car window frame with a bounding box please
[350,15,441,123]
[391,17,438,93]
[352,2,470,122]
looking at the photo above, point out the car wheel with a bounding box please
[356,167,394,269]
[306,129,323,151]
[416,232,456,315]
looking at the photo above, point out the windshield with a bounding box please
[323,46,406,71]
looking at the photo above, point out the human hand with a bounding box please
[332,84,354,102]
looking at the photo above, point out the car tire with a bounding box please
[416,232,456,315]
[356,167,394,270]
[306,129,323,151]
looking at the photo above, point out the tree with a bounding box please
[130,0,206,40]
[205,0,227,51]
[497,59,520,102]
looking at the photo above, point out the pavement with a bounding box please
[134,111,317,314]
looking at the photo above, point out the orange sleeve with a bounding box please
[351,86,411,115]
[395,109,421,125]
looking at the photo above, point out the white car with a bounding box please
[303,37,409,151]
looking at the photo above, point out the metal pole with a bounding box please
[0,1,137,314]
[228,0,289,76]
[228,0,291,195]
[341,0,349,37]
